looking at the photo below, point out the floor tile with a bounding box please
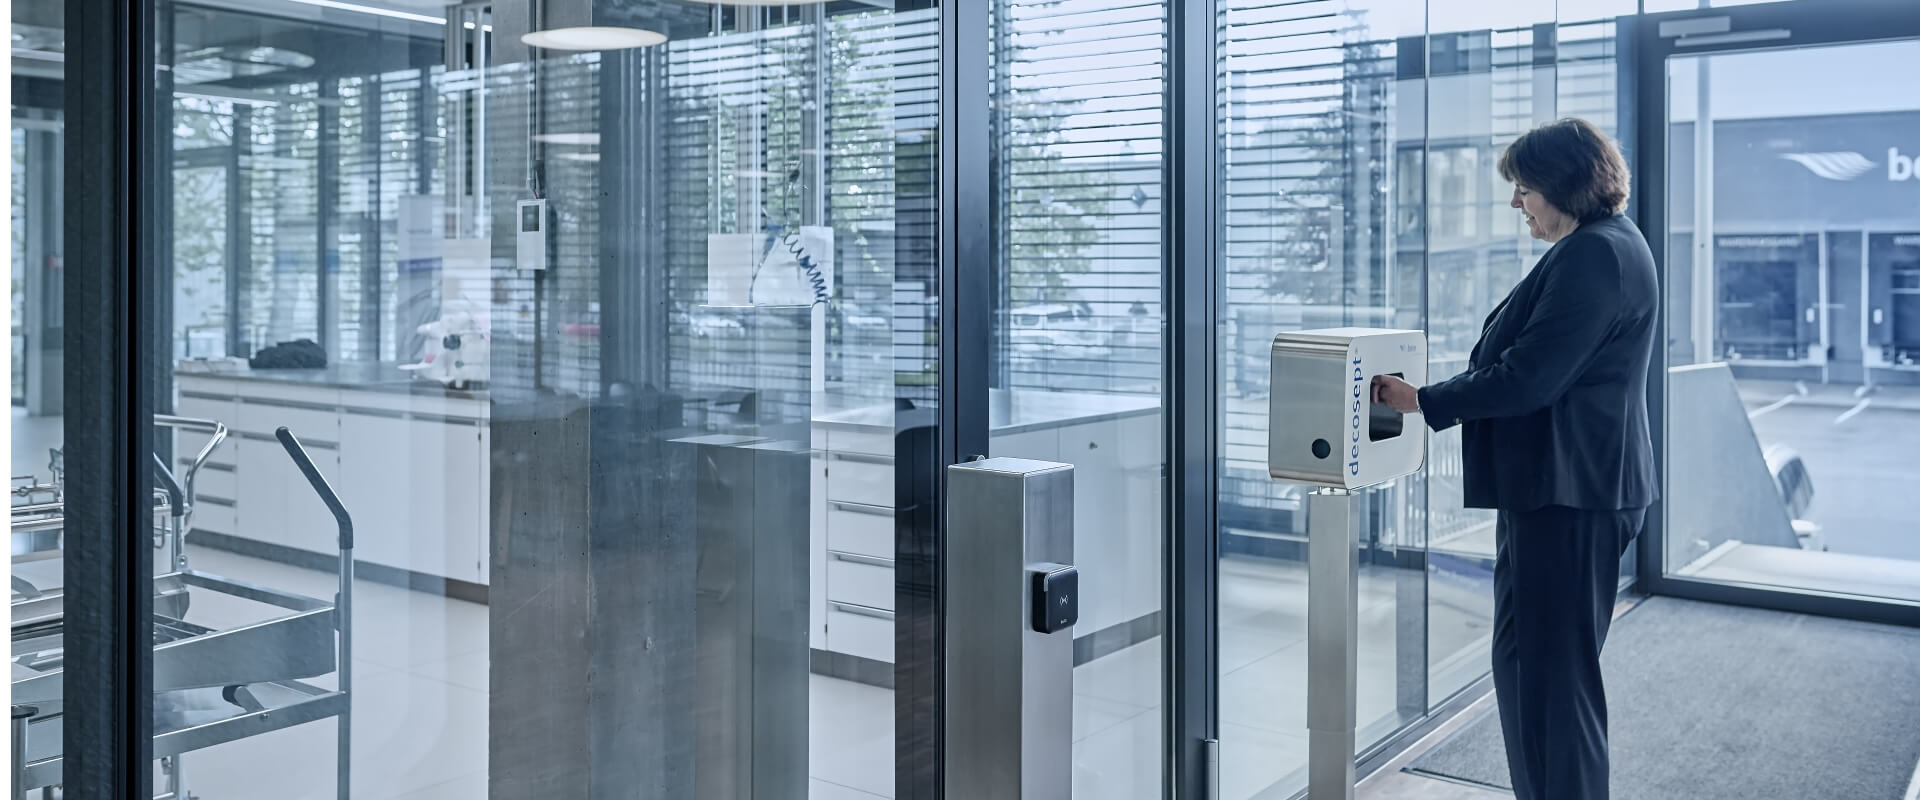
[388,774,488,800]
[177,664,486,799]
[1072,706,1163,800]
[1218,723,1309,800]
[810,778,892,800]
[809,676,895,799]
[1077,693,1151,743]
[1073,638,1163,708]
[189,549,489,673]
[410,650,489,693]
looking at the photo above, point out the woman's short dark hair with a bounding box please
[1498,118,1631,223]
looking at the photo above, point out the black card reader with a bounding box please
[1029,563,1079,634]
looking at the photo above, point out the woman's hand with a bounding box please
[1370,375,1420,413]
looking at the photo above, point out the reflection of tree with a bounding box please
[826,13,894,284]
[12,132,26,399]
[1249,110,1342,302]
[171,99,237,344]
[1001,98,1109,305]
[1246,26,1390,308]
[997,3,1114,306]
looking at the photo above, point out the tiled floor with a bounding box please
[14,546,1501,799]
[15,409,1502,799]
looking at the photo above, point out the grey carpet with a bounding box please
[1405,596,1920,798]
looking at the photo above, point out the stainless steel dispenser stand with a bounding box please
[945,458,1077,800]
[1307,489,1359,800]
[1268,328,1428,799]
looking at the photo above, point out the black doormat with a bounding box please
[1405,596,1920,798]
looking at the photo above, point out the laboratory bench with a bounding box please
[173,364,491,593]
[173,365,1163,671]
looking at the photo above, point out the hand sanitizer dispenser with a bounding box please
[1269,327,1427,490]
[1268,326,1428,800]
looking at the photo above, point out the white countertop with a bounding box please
[812,388,1158,434]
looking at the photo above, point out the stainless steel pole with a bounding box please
[1306,488,1359,799]
[13,706,35,800]
[946,458,1077,800]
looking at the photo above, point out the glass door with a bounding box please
[37,0,949,797]
[1641,2,1920,622]
[981,2,1171,797]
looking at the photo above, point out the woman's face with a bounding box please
[1511,184,1574,242]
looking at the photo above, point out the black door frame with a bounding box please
[1631,0,1920,628]
[1166,0,1220,797]
[62,0,160,795]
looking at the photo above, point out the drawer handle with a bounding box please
[830,602,895,621]
[830,551,893,568]
[829,501,893,517]
[830,452,893,465]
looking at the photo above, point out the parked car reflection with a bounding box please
[1764,444,1827,551]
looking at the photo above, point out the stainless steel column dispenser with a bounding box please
[945,458,1076,800]
[1270,327,1428,799]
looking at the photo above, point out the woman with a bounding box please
[1371,117,1657,800]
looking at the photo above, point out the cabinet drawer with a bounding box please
[182,462,236,501]
[827,552,894,611]
[829,427,894,458]
[825,454,892,506]
[238,401,339,444]
[827,604,894,663]
[826,503,894,560]
[189,503,236,537]
[174,395,235,425]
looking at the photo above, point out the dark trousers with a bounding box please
[1492,505,1643,800]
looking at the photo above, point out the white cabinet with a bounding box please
[231,435,294,549]
[1117,412,1164,629]
[825,553,894,611]
[1063,420,1125,634]
[808,395,1161,667]
[992,406,1162,642]
[814,415,898,660]
[825,453,892,507]
[825,503,893,559]
[991,426,1060,463]
[339,413,414,575]
[825,604,894,662]
[281,437,347,557]
[439,422,487,584]
[173,374,489,586]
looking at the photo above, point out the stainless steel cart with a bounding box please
[10,421,355,800]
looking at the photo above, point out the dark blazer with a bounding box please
[1417,214,1660,512]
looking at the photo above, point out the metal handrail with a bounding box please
[274,426,354,800]
[155,414,229,535]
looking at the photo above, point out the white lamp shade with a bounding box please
[521,26,667,51]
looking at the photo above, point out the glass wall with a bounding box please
[47,1,1920,796]
[19,0,941,797]
[144,7,472,798]
[1215,3,1420,795]
[1215,0,1638,795]
[11,3,67,784]
[985,1,1168,797]
[1660,39,1920,604]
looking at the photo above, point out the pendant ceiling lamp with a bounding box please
[522,26,667,51]
[678,1,825,6]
